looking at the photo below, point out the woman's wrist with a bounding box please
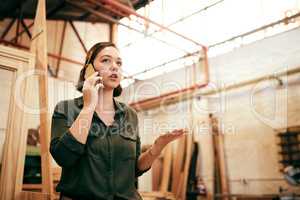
[148,140,163,157]
[148,146,160,157]
[82,106,95,115]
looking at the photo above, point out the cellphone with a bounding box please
[84,63,96,80]
[84,64,104,87]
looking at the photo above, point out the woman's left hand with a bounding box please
[150,129,187,156]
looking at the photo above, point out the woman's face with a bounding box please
[93,46,123,89]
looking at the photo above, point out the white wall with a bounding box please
[121,27,300,194]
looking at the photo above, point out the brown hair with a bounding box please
[76,42,122,97]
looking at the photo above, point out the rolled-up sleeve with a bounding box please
[135,135,151,177]
[50,103,85,168]
[133,111,151,177]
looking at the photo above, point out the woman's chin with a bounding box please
[103,82,120,90]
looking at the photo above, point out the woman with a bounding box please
[50,42,186,200]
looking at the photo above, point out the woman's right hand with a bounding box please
[82,72,103,112]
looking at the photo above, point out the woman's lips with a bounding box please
[109,74,118,80]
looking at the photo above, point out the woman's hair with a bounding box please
[76,42,123,97]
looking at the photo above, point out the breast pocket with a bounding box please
[118,126,137,161]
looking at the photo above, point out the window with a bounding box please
[278,127,300,169]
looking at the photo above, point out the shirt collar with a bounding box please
[75,96,125,114]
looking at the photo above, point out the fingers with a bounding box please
[95,82,104,90]
[86,72,103,86]
[170,129,187,134]
[91,76,102,86]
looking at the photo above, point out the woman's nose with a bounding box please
[110,62,119,72]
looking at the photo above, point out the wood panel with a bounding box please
[30,0,53,197]
[171,136,186,194]
[159,144,172,192]
[0,45,35,200]
[20,191,50,200]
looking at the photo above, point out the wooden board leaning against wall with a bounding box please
[0,45,37,200]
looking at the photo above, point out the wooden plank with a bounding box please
[171,136,186,194]
[179,134,193,200]
[140,191,175,199]
[210,114,230,200]
[159,144,172,192]
[30,0,53,197]
[20,191,50,200]
[22,184,43,191]
[151,154,163,191]
[0,46,35,200]
[110,23,118,44]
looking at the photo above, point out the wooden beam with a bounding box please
[1,19,16,39]
[30,0,53,198]
[178,134,193,200]
[20,191,50,200]
[55,21,67,77]
[10,1,66,43]
[159,144,172,192]
[69,21,88,53]
[0,38,84,66]
[15,19,21,43]
[20,20,32,39]
[171,136,186,194]
[110,23,118,44]
[209,114,230,200]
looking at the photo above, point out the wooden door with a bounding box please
[0,45,39,200]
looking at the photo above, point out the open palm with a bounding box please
[156,129,187,147]
[149,128,187,157]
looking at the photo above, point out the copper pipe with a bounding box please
[100,0,207,48]
[127,12,300,79]
[0,39,84,66]
[66,0,191,54]
[129,47,210,110]
[86,0,128,18]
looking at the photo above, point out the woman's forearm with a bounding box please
[137,142,163,171]
[69,108,94,144]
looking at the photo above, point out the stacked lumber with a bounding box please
[140,133,194,200]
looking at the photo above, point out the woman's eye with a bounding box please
[102,59,111,63]
[117,61,122,66]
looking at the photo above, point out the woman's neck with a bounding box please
[96,88,114,112]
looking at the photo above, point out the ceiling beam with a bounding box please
[9,1,66,42]
[55,21,67,77]
[20,19,32,39]
[0,39,84,66]
[69,20,88,53]
[1,19,16,39]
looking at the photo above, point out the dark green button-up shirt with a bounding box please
[50,96,149,200]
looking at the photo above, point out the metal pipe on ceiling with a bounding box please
[100,0,207,48]
[129,46,209,111]
[129,11,300,79]
[122,0,225,48]
[66,0,191,54]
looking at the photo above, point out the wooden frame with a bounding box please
[0,45,36,200]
